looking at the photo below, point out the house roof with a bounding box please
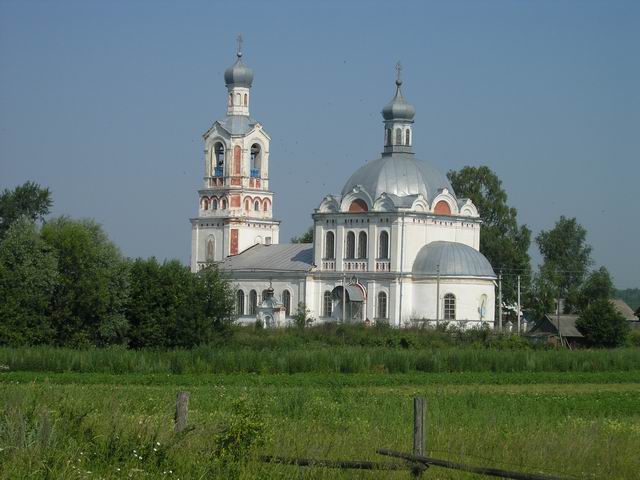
[219,243,314,273]
[612,298,639,321]
[531,315,584,338]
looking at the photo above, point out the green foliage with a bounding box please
[0,181,52,239]
[213,396,267,465]
[447,166,531,311]
[577,266,614,312]
[615,288,640,311]
[292,302,314,328]
[0,217,58,346]
[536,216,593,313]
[290,226,313,243]
[576,298,630,347]
[127,259,236,348]
[41,217,130,347]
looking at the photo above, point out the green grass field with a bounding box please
[2,365,640,479]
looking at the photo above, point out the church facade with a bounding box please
[190,48,496,328]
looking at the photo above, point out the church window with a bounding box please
[346,231,355,259]
[202,198,209,210]
[385,128,391,146]
[221,198,227,209]
[212,198,218,210]
[254,200,260,211]
[245,199,250,210]
[263,200,269,211]
[244,93,248,106]
[228,93,232,107]
[282,290,291,316]
[250,144,261,178]
[206,237,215,261]
[405,129,411,146]
[349,199,368,212]
[378,231,389,259]
[323,291,332,317]
[261,289,269,302]
[434,200,451,215]
[358,231,367,259]
[325,231,335,259]
[249,290,257,315]
[395,128,402,145]
[214,142,225,176]
[235,93,241,105]
[236,290,245,315]
[444,293,456,320]
[377,292,388,319]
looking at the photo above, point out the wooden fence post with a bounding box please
[413,397,425,456]
[175,391,190,433]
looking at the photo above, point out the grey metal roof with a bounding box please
[611,298,639,321]
[412,241,496,278]
[219,244,313,272]
[217,115,258,135]
[341,153,454,203]
[534,315,584,338]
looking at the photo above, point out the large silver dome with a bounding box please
[413,241,495,277]
[341,153,454,203]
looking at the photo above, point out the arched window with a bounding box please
[212,198,218,210]
[378,231,389,259]
[206,237,215,261]
[263,200,268,212]
[323,291,332,317]
[377,292,388,319]
[236,290,245,315]
[235,93,241,105]
[444,293,456,320]
[261,289,269,303]
[346,231,355,259]
[249,290,257,315]
[349,199,368,212]
[395,128,402,145]
[221,198,227,209]
[282,290,291,316]
[325,231,335,259]
[213,142,224,177]
[228,93,232,107]
[358,231,367,259]
[245,199,250,210]
[202,198,209,211]
[243,93,248,106]
[250,144,261,178]
[385,128,391,146]
[434,200,451,215]
[405,129,411,146]
[254,200,260,211]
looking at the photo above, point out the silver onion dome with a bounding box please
[412,241,496,277]
[224,52,254,89]
[382,79,416,121]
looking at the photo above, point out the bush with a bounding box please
[576,299,629,347]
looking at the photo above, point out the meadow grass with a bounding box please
[1,371,639,479]
[2,344,640,375]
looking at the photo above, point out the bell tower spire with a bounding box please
[224,35,253,116]
[381,62,415,155]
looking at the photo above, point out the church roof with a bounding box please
[217,115,258,135]
[341,153,454,203]
[219,243,314,272]
[412,241,495,278]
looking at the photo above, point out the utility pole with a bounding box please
[435,264,440,328]
[498,272,502,332]
[556,286,562,347]
[517,274,521,335]
[342,273,346,323]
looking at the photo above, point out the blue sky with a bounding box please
[1,0,638,288]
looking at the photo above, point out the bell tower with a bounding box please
[190,39,280,271]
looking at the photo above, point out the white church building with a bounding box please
[190,47,496,328]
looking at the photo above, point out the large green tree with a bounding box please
[41,217,130,347]
[0,181,52,239]
[536,216,592,313]
[576,298,629,347]
[127,258,235,348]
[0,217,58,345]
[577,266,614,312]
[447,166,531,310]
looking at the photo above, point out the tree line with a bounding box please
[0,182,235,348]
